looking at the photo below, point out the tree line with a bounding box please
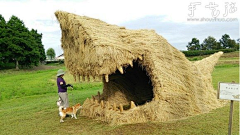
[0,14,46,69]
[186,34,239,51]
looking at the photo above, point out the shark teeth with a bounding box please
[130,101,136,109]
[100,100,104,108]
[89,92,138,113]
[106,101,110,109]
[105,74,109,82]
[138,55,143,60]
[113,103,117,111]
[73,59,136,83]
[119,104,123,112]
[118,66,124,74]
[128,60,133,67]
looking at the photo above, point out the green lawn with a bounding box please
[0,52,239,135]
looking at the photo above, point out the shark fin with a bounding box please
[194,51,223,76]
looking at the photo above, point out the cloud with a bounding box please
[0,0,239,55]
[121,15,239,50]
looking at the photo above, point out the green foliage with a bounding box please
[220,34,230,48]
[187,56,204,61]
[182,49,236,57]
[0,14,9,67]
[0,62,15,69]
[187,34,238,51]
[46,48,56,60]
[187,38,200,50]
[201,36,220,50]
[30,29,46,61]
[0,14,46,69]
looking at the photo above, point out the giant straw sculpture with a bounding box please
[55,11,224,125]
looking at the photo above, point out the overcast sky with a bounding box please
[0,0,239,56]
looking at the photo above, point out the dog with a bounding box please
[59,103,82,123]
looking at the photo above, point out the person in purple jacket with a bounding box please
[56,69,73,109]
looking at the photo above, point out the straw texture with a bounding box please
[55,11,225,125]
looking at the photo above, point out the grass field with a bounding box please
[0,52,239,135]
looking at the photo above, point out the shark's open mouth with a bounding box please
[102,60,153,106]
[55,11,225,125]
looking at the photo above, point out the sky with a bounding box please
[0,0,239,56]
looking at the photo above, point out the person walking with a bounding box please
[56,69,73,109]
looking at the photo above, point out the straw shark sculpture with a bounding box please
[55,11,224,125]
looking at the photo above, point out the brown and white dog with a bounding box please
[59,103,82,123]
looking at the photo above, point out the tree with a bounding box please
[228,39,237,49]
[19,30,40,68]
[0,14,46,69]
[230,39,239,50]
[236,38,240,50]
[6,15,28,69]
[0,14,8,67]
[6,15,42,69]
[186,38,200,50]
[46,48,55,60]
[237,38,240,43]
[219,34,231,49]
[201,36,219,50]
[30,29,46,62]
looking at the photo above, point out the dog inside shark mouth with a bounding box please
[55,11,225,125]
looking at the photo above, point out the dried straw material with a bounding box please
[55,11,225,125]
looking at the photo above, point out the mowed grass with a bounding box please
[0,69,57,100]
[0,52,239,135]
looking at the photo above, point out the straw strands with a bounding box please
[55,11,225,125]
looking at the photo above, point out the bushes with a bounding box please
[45,60,64,64]
[182,49,236,57]
[0,62,15,70]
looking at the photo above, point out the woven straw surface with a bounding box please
[55,11,225,125]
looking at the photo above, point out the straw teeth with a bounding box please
[113,103,117,111]
[119,104,123,112]
[128,60,133,67]
[118,66,124,74]
[105,74,109,82]
[138,56,143,60]
[100,100,104,108]
[130,101,136,109]
[55,11,224,125]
